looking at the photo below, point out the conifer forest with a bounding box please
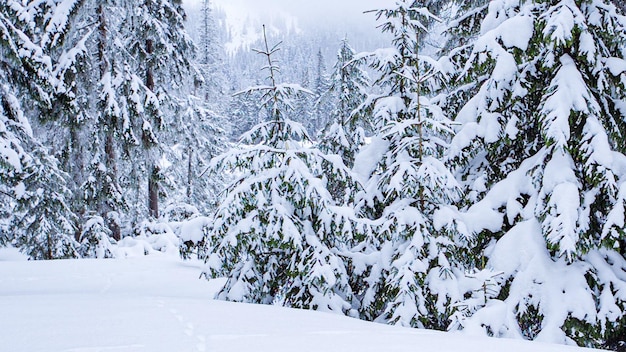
[2,0,626,349]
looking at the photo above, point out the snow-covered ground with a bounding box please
[0,248,605,352]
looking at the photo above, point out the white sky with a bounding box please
[184,0,395,53]
[200,0,395,32]
[211,0,392,19]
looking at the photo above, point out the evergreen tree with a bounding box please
[77,215,115,258]
[317,37,369,205]
[443,0,626,347]
[49,0,197,230]
[319,37,370,170]
[196,0,227,104]
[351,0,467,329]
[229,85,264,139]
[204,27,359,313]
[289,67,315,138]
[121,0,195,222]
[311,49,332,137]
[165,95,227,215]
[163,0,229,215]
[0,1,79,259]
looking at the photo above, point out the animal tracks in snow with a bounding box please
[156,300,208,352]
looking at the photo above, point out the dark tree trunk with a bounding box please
[98,4,107,77]
[149,166,159,219]
[146,39,154,91]
[145,37,159,219]
[98,4,120,241]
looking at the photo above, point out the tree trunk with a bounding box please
[98,4,121,241]
[187,146,193,200]
[149,165,159,219]
[145,38,159,219]
[98,4,107,77]
[70,127,84,242]
[146,39,154,91]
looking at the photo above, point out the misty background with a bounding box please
[183,0,393,54]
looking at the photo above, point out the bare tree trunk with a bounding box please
[98,4,107,78]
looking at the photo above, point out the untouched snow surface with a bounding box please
[0,250,605,352]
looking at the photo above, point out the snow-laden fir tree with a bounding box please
[442,0,626,347]
[121,0,196,222]
[204,27,361,314]
[318,37,370,170]
[196,0,227,104]
[310,49,333,137]
[350,0,469,329]
[165,97,227,216]
[229,84,265,139]
[77,215,115,259]
[317,37,369,204]
[0,1,79,259]
[23,0,200,243]
[291,67,315,138]
[25,0,140,244]
[164,0,230,216]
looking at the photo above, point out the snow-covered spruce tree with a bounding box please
[310,49,332,137]
[292,67,315,137]
[0,1,79,259]
[350,1,468,329]
[163,0,229,218]
[229,85,265,139]
[166,96,227,215]
[40,0,129,244]
[196,0,227,104]
[204,27,360,313]
[318,37,369,203]
[11,146,79,260]
[319,37,370,170]
[30,0,199,240]
[24,0,141,244]
[30,0,87,194]
[115,0,195,224]
[443,0,626,347]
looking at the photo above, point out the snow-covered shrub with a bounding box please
[78,216,115,259]
[177,215,211,260]
[116,221,179,258]
[162,203,200,222]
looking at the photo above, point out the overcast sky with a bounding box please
[204,0,394,32]
[183,0,395,53]
[211,0,392,19]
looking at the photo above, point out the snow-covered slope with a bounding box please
[0,251,605,352]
